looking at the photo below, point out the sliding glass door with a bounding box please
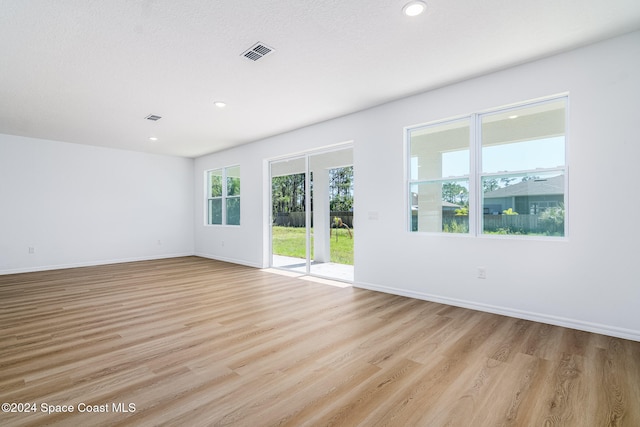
[270,146,353,282]
[270,156,310,273]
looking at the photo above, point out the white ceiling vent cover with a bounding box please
[241,42,274,61]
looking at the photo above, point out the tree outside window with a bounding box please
[207,166,240,226]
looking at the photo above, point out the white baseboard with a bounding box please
[0,253,195,275]
[354,281,640,342]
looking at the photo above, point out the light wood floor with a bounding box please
[1,257,639,426]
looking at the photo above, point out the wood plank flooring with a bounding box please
[1,256,639,426]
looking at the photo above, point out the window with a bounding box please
[409,118,471,233]
[207,166,240,225]
[408,96,567,237]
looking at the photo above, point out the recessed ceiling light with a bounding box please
[508,115,519,119]
[214,101,227,108]
[403,0,427,17]
[149,137,158,141]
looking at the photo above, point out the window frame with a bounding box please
[407,95,568,239]
[407,116,473,235]
[206,165,241,226]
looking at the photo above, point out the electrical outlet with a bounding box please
[221,240,225,247]
[477,267,486,279]
[28,247,35,254]
[157,240,162,246]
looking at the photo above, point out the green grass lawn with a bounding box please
[271,226,354,265]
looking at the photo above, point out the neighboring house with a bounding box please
[441,200,462,212]
[411,192,462,212]
[483,174,564,215]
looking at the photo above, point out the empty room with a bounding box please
[1,1,640,426]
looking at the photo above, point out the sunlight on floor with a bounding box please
[298,275,352,288]
[261,268,351,288]
[261,268,304,278]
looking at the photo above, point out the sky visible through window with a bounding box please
[441,136,565,178]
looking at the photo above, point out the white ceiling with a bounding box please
[1,0,639,158]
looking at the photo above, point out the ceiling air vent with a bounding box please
[145,114,162,121]
[241,42,274,62]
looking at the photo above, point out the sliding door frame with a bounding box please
[267,142,354,280]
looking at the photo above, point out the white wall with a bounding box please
[194,31,640,340]
[0,134,194,273]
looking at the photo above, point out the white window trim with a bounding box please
[205,165,241,227]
